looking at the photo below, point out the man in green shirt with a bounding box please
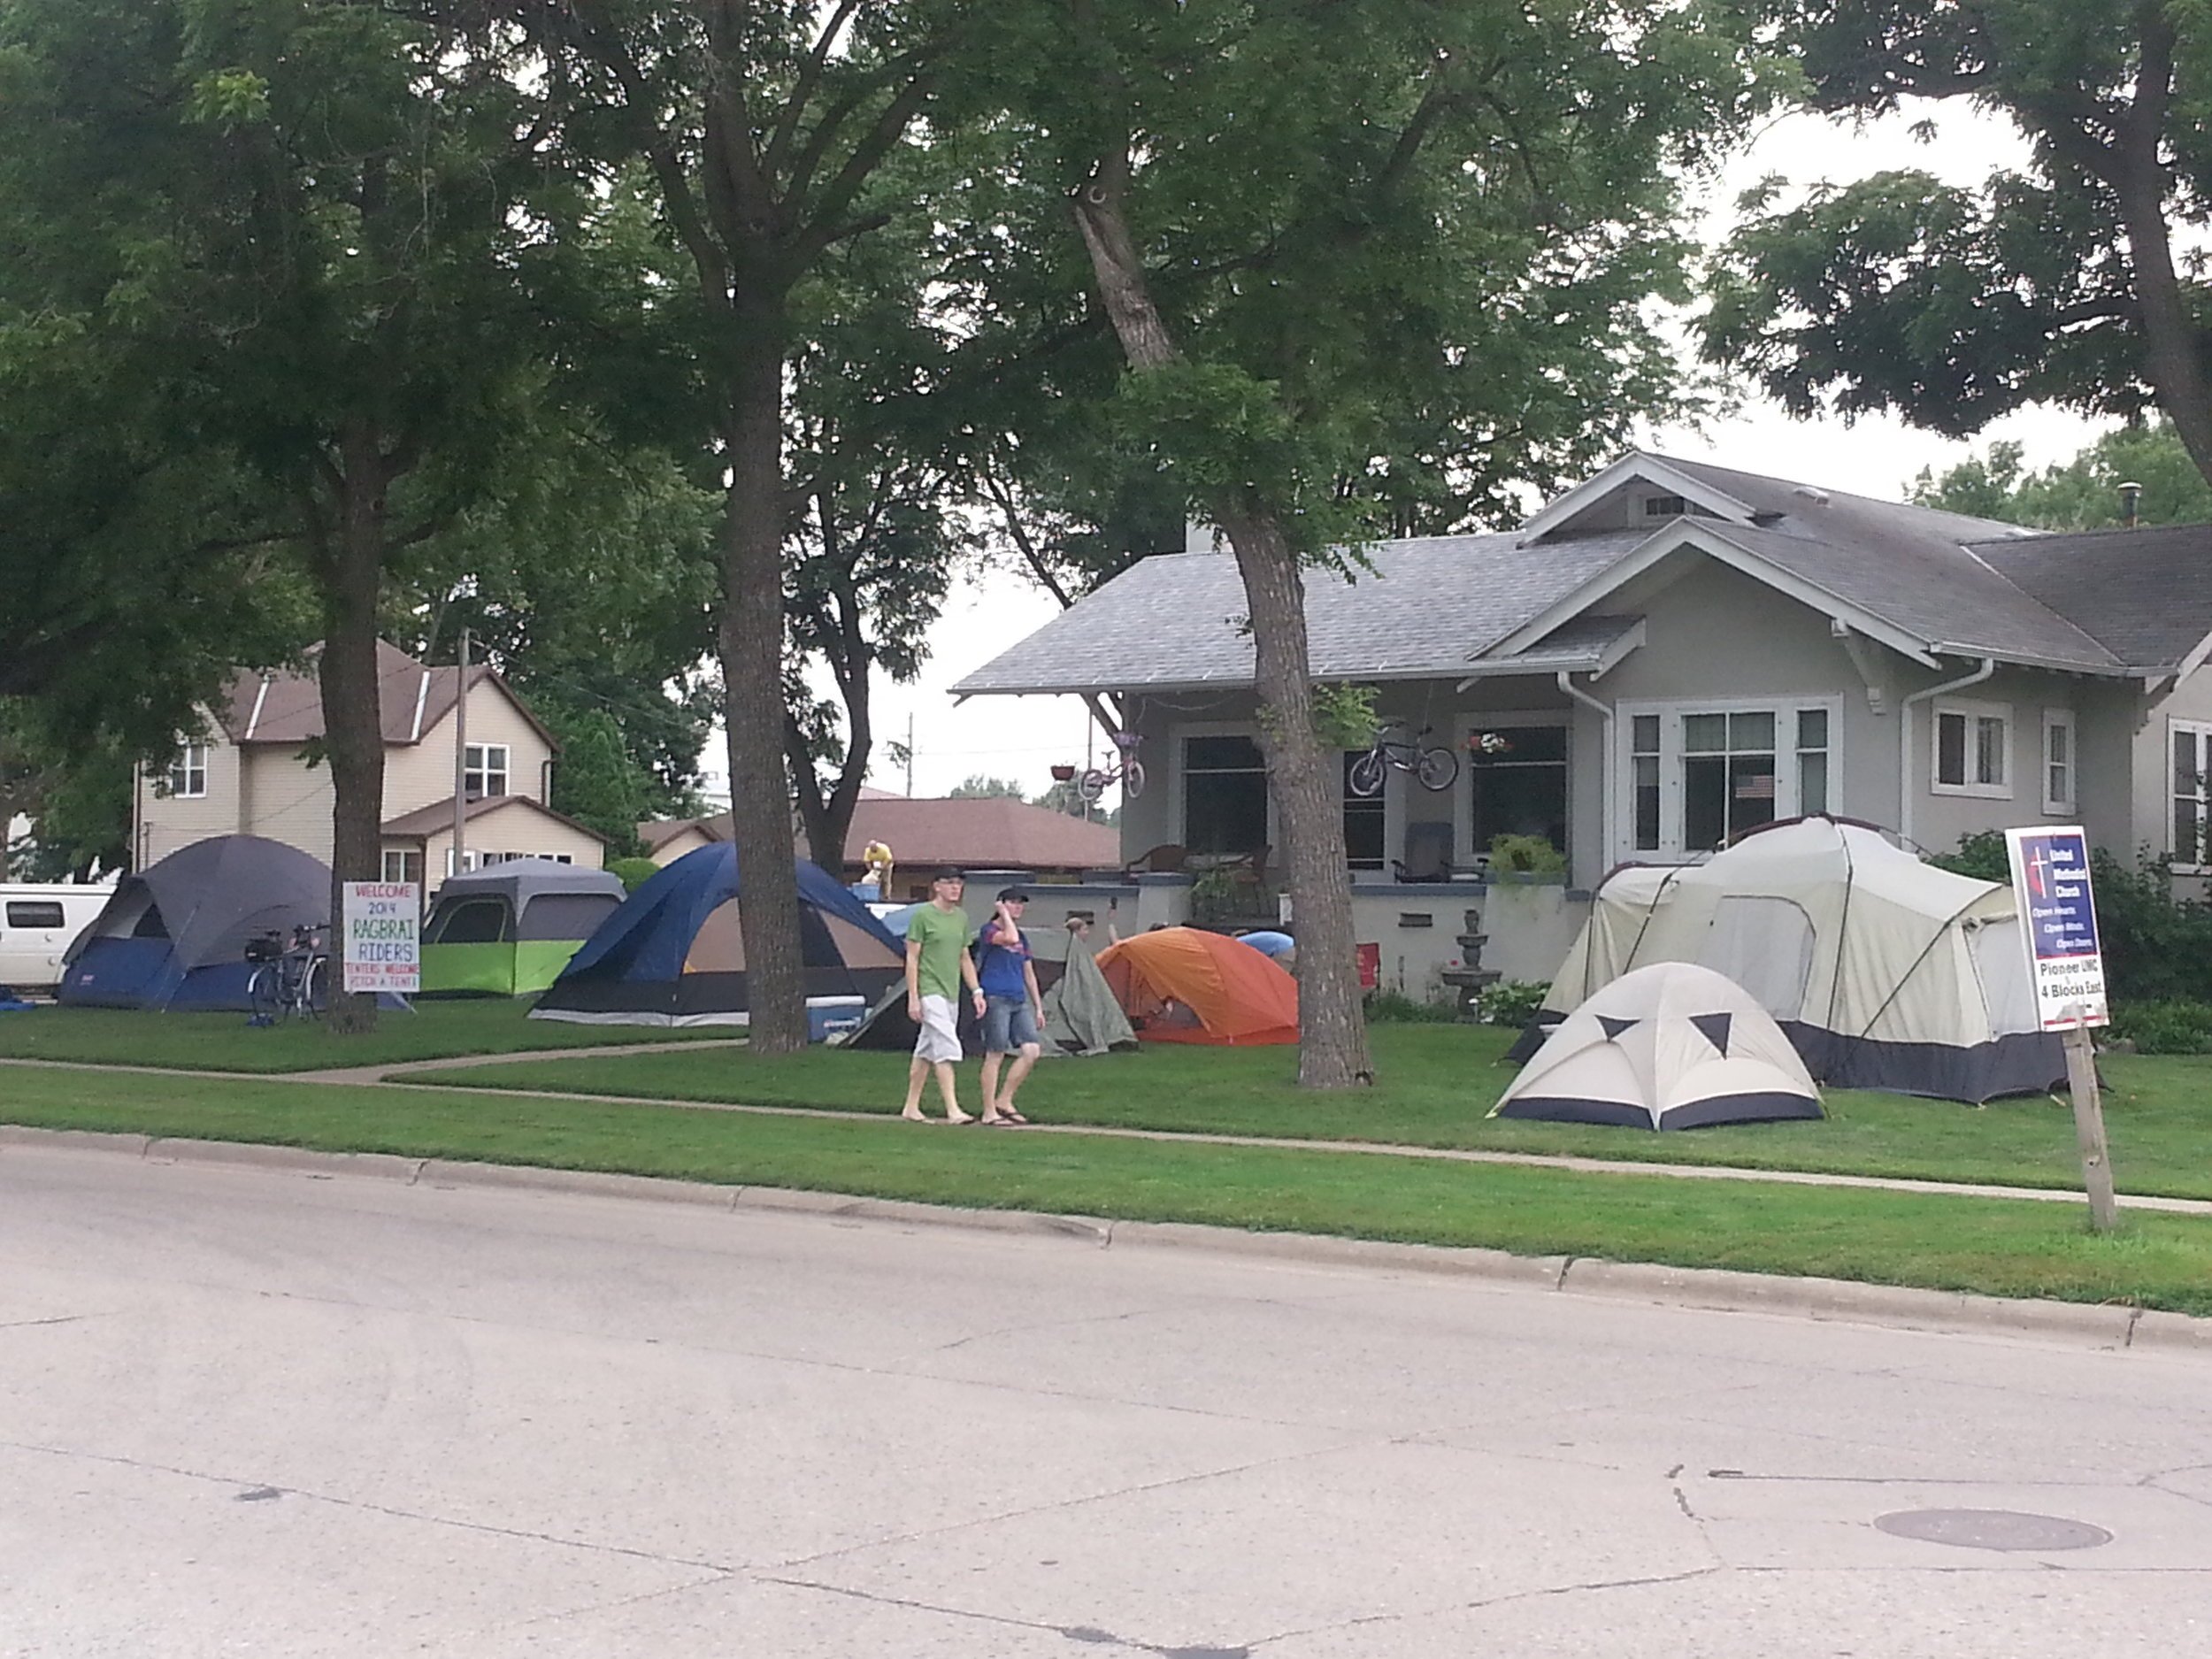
[902,869,986,1123]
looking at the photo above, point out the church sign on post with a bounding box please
[2004,825,2116,1233]
[342,881,420,995]
[2002,826,2108,1029]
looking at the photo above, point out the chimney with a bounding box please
[2119,480,2143,529]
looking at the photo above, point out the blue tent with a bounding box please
[531,844,905,1026]
[57,835,332,1011]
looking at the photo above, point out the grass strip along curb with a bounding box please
[9,1065,2212,1319]
[0,1002,737,1074]
[396,1034,2212,1204]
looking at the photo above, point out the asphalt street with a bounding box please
[3,1143,2209,1657]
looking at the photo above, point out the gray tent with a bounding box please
[57,834,331,1010]
[1496,962,1823,1131]
[1041,929,1138,1056]
[422,859,626,996]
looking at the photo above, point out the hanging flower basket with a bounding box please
[1470,732,1513,756]
[1049,764,1078,781]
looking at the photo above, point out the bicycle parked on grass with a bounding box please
[1064,731,1146,804]
[245,924,329,1025]
[1348,722,1458,797]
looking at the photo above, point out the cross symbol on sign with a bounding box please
[2026,845,2052,900]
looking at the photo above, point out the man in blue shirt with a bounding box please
[974,887,1045,1125]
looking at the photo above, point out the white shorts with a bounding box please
[913,994,964,1064]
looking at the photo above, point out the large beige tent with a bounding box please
[1496,963,1822,1130]
[1543,817,2063,1102]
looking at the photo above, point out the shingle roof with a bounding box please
[1971,523,2212,672]
[380,792,609,844]
[653,795,1125,872]
[214,642,555,749]
[956,453,2212,694]
[1698,520,2124,672]
[949,530,1650,695]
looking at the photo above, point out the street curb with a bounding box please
[3,1125,2205,1354]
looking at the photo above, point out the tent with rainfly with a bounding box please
[56,834,331,1011]
[419,860,627,997]
[530,844,902,1026]
[1540,816,2063,1102]
[1494,962,1824,1130]
[1094,926,1299,1046]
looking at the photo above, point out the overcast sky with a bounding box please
[724,102,2117,808]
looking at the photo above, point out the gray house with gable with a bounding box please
[954,453,2212,991]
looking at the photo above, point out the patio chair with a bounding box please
[1123,842,1187,878]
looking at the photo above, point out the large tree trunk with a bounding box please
[318,425,390,1036]
[2108,11,2212,488]
[1071,157,1371,1088]
[1212,503,1372,1086]
[721,334,810,1054]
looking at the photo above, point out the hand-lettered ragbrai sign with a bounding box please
[342,881,420,995]
[2003,826,2107,1029]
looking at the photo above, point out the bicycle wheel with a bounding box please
[1076,767,1109,805]
[247,966,280,1025]
[303,956,329,1019]
[1122,758,1146,800]
[1414,746,1460,792]
[1347,750,1386,798]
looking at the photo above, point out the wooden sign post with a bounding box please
[2059,1010,2117,1234]
[2004,828,2116,1233]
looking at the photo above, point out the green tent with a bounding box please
[420,860,626,997]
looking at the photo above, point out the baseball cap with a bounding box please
[995,887,1030,902]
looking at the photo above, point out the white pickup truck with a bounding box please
[0,885,111,993]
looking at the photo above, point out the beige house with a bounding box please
[135,641,606,882]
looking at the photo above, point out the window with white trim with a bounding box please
[1617,699,1838,857]
[1183,733,1269,856]
[1932,699,2010,797]
[1340,754,1385,870]
[464,743,510,799]
[380,849,424,886]
[165,742,208,799]
[2041,710,2077,816]
[2173,721,2212,871]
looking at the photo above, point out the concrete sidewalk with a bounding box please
[5,1048,2208,1218]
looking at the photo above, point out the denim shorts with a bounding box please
[981,995,1040,1054]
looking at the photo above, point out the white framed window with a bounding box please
[381,849,424,886]
[446,848,482,876]
[1932,699,2011,797]
[2173,721,2212,872]
[1460,713,1570,866]
[1616,697,1839,859]
[2041,710,2077,816]
[464,743,510,799]
[165,742,209,799]
[1179,728,1271,857]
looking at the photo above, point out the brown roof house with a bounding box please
[135,641,608,885]
[641,793,1120,898]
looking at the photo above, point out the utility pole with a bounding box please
[451,627,470,883]
[905,711,915,798]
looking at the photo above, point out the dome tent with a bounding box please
[1495,962,1823,1130]
[1094,926,1299,1046]
[419,860,626,997]
[1542,816,2062,1102]
[57,835,331,1011]
[531,843,902,1026]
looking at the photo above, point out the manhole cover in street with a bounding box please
[1875,1509,2110,1552]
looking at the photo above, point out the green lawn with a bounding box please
[5,1063,2210,1315]
[399,1023,2212,1200]
[0,1000,737,1073]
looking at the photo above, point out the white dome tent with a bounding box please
[1495,963,1822,1130]
[1541,817,2063,1103]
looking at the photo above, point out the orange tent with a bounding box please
[1094,926,1299,1046]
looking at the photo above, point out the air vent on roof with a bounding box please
[1792,486,1831,506]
